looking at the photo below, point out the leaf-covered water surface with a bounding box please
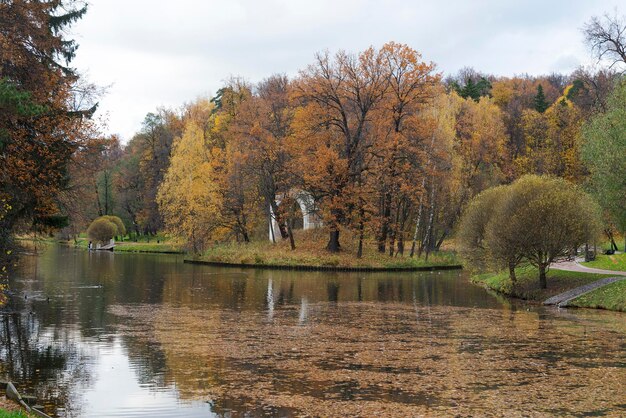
[109,302,626,417]
[6,248,625,417]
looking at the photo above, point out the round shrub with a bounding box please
[87,217,117,243]
[102,215,126,237]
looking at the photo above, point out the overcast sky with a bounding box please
[70,0,622,142]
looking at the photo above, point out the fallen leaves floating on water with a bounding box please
[108,303,626,417]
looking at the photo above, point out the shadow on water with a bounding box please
[0,245,624,417]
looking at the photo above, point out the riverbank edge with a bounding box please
[184,258,463,272]
[112,247,184,255]
[470,269,625,312]
[15,237,186,255]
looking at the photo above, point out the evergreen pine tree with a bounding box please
[534,84,549,113]
[476,77,492,98]
[461,78,480,101]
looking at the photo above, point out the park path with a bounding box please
[551,258,626,276]
[545,258,626,307]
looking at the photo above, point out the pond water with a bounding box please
[1,245,624,417]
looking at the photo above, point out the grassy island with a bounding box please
[188,229,459,270]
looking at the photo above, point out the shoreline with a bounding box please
[184,258,463,272]
[471,266,625,312]
[16,237,185,255]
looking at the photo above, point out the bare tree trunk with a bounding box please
[357,200,365,258]
[420,184,436,259]
[357,219,364,259]
[435,230,447,251]
[389,207,400,257]
[239,213,250,243]
[539,263,548,289]
[396,234,404,256]
[409,132,433,257]
[410,200,424,258]
[103,171,110,215]
[378,192,391,253]
[327,229,340,253]
[270,200,289,239]
[424,223,433,262]
[269,214,276,244]
[508,261,517,284]
[287,219,296,251]
[94,181,103,217]
[606,229,618,251]
[241,229,250,243]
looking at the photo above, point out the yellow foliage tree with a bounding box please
[516,85,584,182]
[157,117,223,253]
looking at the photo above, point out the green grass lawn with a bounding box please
[113,242,183,254]
[568,279,626,312]
[73,236,184,254]
[582,253,626,272]
[192,229,459,269]
[0,410,31,418]
[472,265,612,302]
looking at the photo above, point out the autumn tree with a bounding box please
[52,129,107,240]
[0,0,97,247]
[158,93,261,251]
[114,139,145,237]
[209,79,258,242]
[292,47,390,252]
[130,110,182,235]
[497,176,600,288]
[292,43,439,253]
[157,110,223,253]
[491,76,561,163]
[516,85,584,182]
[102,215,126,239]
[370,42,439,256]
[229,75,296,243]
[568,68,618,115]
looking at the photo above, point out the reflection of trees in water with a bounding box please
[0,311,94,416]
[120,336,169,388]
[4,247,177,415]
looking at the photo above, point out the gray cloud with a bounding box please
[70,0,622,141]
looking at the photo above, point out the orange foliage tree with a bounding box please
[291,43,439,253]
